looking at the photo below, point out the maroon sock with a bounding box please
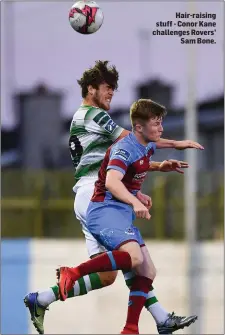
[70,250,132,280]
[123,276,153,333]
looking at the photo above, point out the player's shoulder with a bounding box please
[84,106,109,121]
[71,105,87,121]
[72,105,108,121]
[110,134,135,162]
[112,135,131,150]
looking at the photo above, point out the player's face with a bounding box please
[142,117,163,142]
[92,83,114,111]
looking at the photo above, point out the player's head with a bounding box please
[130,99,167,142]
[77,60,119,111]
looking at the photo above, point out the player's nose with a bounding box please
[159,124,163,132]
[108,88,114,96]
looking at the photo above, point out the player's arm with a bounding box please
[84,108,126,142]
[115,132,204,150]
[148,159,189,174]
[117,134,204,150]
[148,161,161,171]
[117,133,204,150]
[106,169,139,206]
[155,138,204,150]
[85,109,204,149]
[106,146,150,219]
[136,191,152,210]
[147,143,189,173]
[105,170,150,219]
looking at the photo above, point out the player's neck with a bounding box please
[82,98,98,108]
[133,131,149,147]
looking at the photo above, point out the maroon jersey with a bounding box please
[91,133,156,202]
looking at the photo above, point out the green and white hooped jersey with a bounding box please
[69,105,124,188]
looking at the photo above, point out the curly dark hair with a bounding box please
[77,60,119,98]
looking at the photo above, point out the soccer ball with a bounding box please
[69,1,104,35]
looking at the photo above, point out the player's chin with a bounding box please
[103,102,110,111]
[149,136,159,142]
[154,135,162,142]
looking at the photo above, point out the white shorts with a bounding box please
[74,182,106,257]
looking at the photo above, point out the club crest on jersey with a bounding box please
[104,119,117,133]
[140,160,144,165]
[114,149,130,161]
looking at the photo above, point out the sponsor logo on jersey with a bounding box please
[134,172,147,180]
[114,149,130,161]
[104,119,117,133]
[125,227,135,235]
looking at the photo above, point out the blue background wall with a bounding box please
[1,240,30,334]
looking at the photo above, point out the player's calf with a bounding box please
[121,275,153,334]
[90,252,118,287]
[57,242,144,301]
[98,270,117,286]
[57,250,132,300]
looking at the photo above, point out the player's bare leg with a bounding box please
[56,242,143,300]
[57,241,152,334]
[25,244,196,335]
[24,252,117,334]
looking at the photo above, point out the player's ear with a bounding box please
[88,85,95,95]
[135,124,143,133]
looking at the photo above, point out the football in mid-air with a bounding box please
[69,1,104,35]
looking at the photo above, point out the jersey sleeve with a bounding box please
[107,145,132,175]
[84,107,124,141]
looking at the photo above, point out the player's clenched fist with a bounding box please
[132,199,151,220]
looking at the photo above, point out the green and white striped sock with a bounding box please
[68,273,103,297]
[145,287,169,324]
[37,273,102,307]
[123,271,168,324]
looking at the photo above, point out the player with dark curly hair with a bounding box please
[24,60,201,334]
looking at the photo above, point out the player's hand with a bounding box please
[132,200,151,220]
[159,159,189,174]
[174,140,204,150]
[136,191,152,210]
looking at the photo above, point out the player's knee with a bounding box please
[98,271,118,286]
[131,253,144,268]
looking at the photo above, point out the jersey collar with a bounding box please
[130,132,153,154]
[81,104,100,109]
